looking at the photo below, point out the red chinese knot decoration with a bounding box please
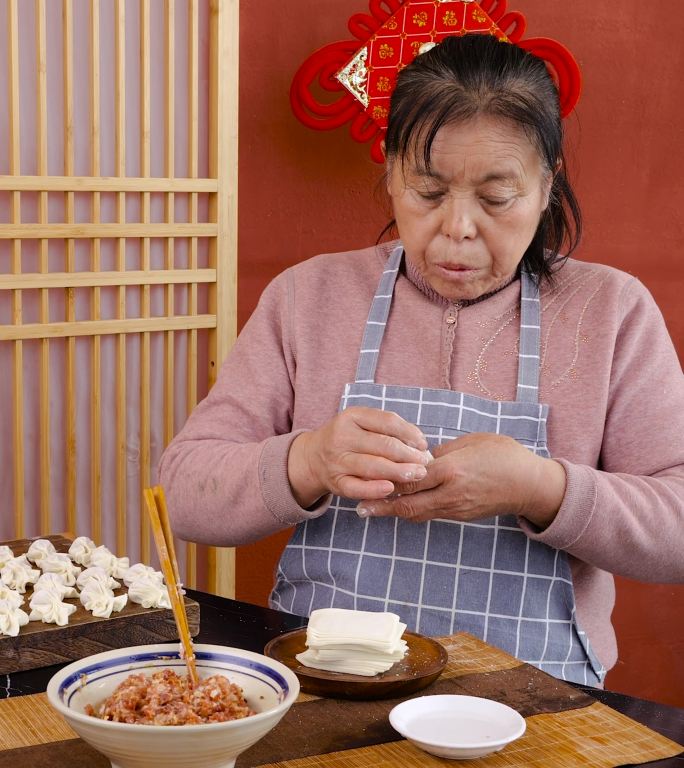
[290,0,581,163]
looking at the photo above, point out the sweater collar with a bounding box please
[402,250,520,307]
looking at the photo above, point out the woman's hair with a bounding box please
[381,34,581,283]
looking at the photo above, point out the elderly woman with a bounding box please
[159,34,684,686]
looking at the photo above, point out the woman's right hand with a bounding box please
[287,407,431,508]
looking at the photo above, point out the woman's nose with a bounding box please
[441,198,477,241]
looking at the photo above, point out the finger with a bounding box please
[349,407,428,452]
[344,453,429,485]
[432,432,495,458]
[337,477,395,500]
[431,439,462,459]
[392,470,440,496]
[356,494,430,522]
[352,431,432,467]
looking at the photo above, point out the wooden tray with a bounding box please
[264,628,448,700]
[0,535,200,674]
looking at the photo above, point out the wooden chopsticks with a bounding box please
[143,485,199,687]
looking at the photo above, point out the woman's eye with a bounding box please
[418,190,444,202]
[482,197,511,208]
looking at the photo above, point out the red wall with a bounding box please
[236,0,684,706]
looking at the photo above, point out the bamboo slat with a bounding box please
[186,0,200,589]
[0,175,217,192]
[8,0,25,537]
[139,0,152,566]
[206,0,238,597]
[63,0,77,537]
[0,222,217,239]
[114,0,127,557]
[208,0,238,377]
[36,0,51,534]
[163,0,176,469]
[164,0,176,449]
[165,0,175,180]
[115,326,127,557]
[0,270,216,291]
[90,0,102,543]
[7,1,21,180]
[0,316,216,342]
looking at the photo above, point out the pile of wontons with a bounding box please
[0,537,172,637]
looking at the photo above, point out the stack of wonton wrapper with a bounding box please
[296,608,408,676]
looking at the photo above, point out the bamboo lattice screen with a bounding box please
[0,0,237,596]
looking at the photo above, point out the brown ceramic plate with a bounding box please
[264,628,448,700]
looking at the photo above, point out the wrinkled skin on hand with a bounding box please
[356,432,567,530]
[287,407,432,509]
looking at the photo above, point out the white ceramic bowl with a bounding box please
[46,643,300,768]
[389,694,526,760]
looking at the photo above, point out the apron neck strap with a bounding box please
[353,244,403,384]
[516,270,542,403]
[353,248,542,406]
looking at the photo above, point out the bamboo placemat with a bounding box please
[248,702,681,768]
[0,694,76,751]
[0,633,680,768]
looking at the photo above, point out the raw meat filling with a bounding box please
[86,668,254,725]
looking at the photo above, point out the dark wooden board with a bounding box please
[0,535,200,673]
[264,628,448,700]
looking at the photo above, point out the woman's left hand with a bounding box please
[356,432,567,530]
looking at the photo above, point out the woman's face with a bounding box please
[387,115,552,301]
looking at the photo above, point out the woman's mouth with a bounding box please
[434,263,479,278]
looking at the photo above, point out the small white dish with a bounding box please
[389,694,526,760]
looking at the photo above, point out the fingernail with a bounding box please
[356,504,375,518]
[403,466,427,481]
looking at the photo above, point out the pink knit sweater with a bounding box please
[159,242,684,672]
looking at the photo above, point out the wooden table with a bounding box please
[2,590,683,767]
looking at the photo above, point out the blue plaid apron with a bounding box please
[271,245,605,686]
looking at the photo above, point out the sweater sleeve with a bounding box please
[522,277,684,582]
[157,269,329,546]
